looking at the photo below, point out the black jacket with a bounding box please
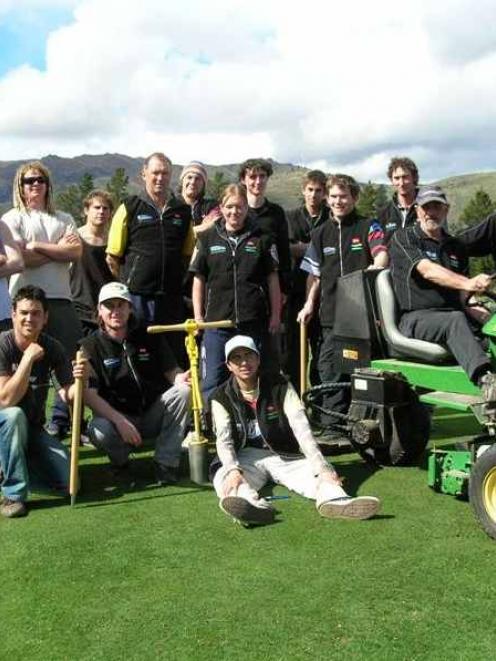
[119,194,191,296]
[378,193,418,243]
[190,219,276,324]
[82,326,177,415]
[305,212,386,326]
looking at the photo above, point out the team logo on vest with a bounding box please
[103,357,121,369]
[351,236,363,251]
[137,348,150,362]
[136,214,155,224]
[210,245,227,255]
[385,222,397,231]
[323,246,336,256]
[244,240,259,255]
[172,215,184,226]
[448,254,460,269]
[266,404,279,421]
[425,250,439,261]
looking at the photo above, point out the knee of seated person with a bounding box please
[0,406,28,436]
[87,417,116,442]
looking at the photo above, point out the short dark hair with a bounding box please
[303,170,327,188]
[238,158,273,181]
[12,286,48,312]
[326,174,361,199]
[387,157,419,185]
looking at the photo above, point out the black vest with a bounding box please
[120,194,191,296]
[212,373,302,456]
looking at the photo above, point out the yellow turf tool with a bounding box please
[148,319,233,484]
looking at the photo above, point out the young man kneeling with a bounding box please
[211,335,381,525]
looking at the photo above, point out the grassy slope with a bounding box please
[1,410,495,661]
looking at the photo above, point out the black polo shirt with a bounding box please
[457,212,496,258]
[389,225,468,312]
[81,326,177,416]
[287,204,329,299]
[301,211,386,327]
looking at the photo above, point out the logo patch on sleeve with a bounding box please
[323,246,337,256]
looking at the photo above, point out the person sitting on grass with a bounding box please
[210,335,381,526]
[81,282,191,487]
[0,285,87,519]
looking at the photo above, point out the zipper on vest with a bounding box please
[338,221,344,276]
[123,340,146,411]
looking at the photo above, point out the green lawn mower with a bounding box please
[304,269,496,540]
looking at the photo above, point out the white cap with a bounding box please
[224,335,260,361]
[98,282,133,305]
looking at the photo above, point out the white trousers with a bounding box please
[213,447,347,506]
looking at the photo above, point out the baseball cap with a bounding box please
[98,282,133,305]
[225,335,260,361]
[416,186,449,206]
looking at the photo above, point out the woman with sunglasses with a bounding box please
[1,161,83,438]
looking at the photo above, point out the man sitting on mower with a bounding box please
[389,185,496,400]
[210,334,381,526]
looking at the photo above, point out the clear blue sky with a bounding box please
[0,7,73,76]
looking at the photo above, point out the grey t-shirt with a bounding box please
[0,330,72,426]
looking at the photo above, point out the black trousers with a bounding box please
[399,309,490,383]
[317,327,351,424]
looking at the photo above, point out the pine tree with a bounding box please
[374,184,388,216]
[460,188,496,275]
[207,171,229,201]
[459,188,495,228]
[55,172,94,225]
[356,181,377,218]
[106,168,129,207]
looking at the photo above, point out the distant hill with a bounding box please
[0,153,495,228]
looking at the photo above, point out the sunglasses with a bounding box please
[21,176,48,185]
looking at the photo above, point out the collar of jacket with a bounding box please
[214,217,261,242]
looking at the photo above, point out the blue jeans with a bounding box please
[201,322,270,403]
[0,407,70,502]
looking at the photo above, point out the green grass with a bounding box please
[1,409,496,661]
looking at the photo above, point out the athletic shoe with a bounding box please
[318,496,380,520]
[219,496,275,526]
[154,462,180,486]
[481,372,496,404]
[44,421,71,439]
[109,463,136,490]
[1,498,27,518]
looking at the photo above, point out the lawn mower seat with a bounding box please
[375,269,451,363]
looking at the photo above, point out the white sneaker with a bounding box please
[318,496,380,520]
[219,496,275,526]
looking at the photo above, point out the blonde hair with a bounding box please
[13,161,56,214]
[220,183,248,207]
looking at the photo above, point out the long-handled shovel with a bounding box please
[69,349,85,506]
[300,320,308,398]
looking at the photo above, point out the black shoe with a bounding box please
[109,463,136,489]
[154,462,179,486]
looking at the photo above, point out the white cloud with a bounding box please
[0,0,495,181]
